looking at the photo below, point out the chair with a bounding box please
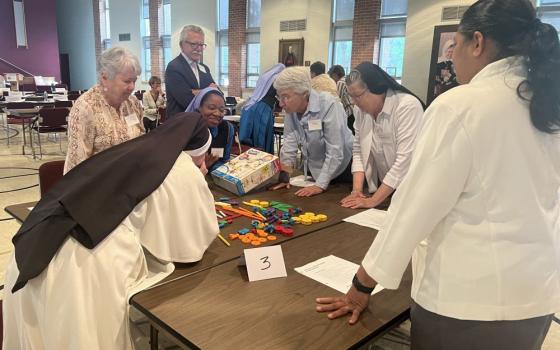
[157,107,166,125]
[54,100,73,108]
[38,160,65,196]
[24,96,45,102]
[33,107,69,157]
[54,83,68,90]
[225,96,237,106]
[36,86,53,93]
[5,102,39,154]
[21,76,37,92]
[67,93,80,101]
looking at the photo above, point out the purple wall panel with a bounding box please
[0,0,61,80]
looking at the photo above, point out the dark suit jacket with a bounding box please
[165,54,215,119]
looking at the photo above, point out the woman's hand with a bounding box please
[340,190,366,205]
[269,171,291,191]
[340,196,376,209]
[295,185,324,197]
[269,182,291,191]
[316,286,369,325]
[205,153,219,169]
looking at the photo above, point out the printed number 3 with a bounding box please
[260,256,271,270]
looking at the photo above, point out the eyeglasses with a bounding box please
[275,94,290,103]
[184,41,207,49]
[348,88,368,103]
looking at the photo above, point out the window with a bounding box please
[140,0,151,81]
[100,0,111,49]
[379,21,406,79]
[537,1,560,33]
[218,0,228,30]
[216,0,229,86]
[246,32,260,87]
[246,0,261,88]
[247,0,261,28]
[161,0,172,68]
[218,35,229,86]
[333,0,354,22]
[332,26,352,74]
[378,0,407,80]
[381,0,407,17]
[330,0,354,74]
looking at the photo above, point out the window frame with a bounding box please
[537,2,560,33]
[377,0,408,80]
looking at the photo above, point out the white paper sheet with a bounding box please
[289,174,315,187]
[294,255,384,295]
[343,208,388,231]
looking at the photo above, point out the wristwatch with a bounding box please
[352,274,375,294]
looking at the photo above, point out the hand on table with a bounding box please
[340,191,366,205]
[269,182,290,191]
[295,185,323,197]
[316,286,369,325]
[340,196,375,209]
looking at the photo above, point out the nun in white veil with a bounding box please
[3,113,219,350]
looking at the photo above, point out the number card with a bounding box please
[244,245,287,282]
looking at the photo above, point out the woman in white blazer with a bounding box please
[317,1,560,349]
[340,62,425,209]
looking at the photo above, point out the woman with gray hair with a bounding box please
[64,46,144,173]
[270,66,353,197]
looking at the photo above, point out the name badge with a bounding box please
[198,64,207,74]
[308,119,322,131]
[211,148,224,158]
[124,114,139,127]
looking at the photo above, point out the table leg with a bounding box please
[29,119,36,159]
[150,325,159,350]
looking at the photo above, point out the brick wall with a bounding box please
[149,0,163,80]
[351,0,381,69]
[228,0,247,96]
[92,0,102,71]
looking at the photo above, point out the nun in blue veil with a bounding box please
[186,86,235,172]
[239,63,285,154]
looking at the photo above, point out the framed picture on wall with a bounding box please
[426,24,460,106]
[278,39,304,67]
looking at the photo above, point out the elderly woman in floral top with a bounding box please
[64,47,144,173]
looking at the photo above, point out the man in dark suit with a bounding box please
[165,25,217,119]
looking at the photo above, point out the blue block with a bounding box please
[238,228,251,235]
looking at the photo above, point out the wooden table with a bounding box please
[4,201,36,223]
[157,182,357,283]
[132,222,412,350]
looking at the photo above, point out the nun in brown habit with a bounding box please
[3,113,220,350]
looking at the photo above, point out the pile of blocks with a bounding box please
[215,198,328,246]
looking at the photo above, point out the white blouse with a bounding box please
[351,90,423,192]
[362,57,560,321]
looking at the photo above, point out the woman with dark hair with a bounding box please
[186,86,235,172]
[317,1,560,349]
[340,62,425,209]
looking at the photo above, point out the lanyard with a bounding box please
[296,116,309,181]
